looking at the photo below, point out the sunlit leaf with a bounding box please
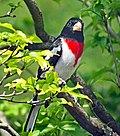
[61,124,75,131]
[62,83,83,92]
[69,91,92,103]
[28,130,40,136]
[39,124,56,135]
[0,22,16,32]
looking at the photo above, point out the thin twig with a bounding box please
[0,72,10,85]
[105,21,120,87]
[0,47,16,66]
[0,2,21,18]
[0,91,26,97]
[0,72,17,85]
[0,49,9,55]
[0,62,25,85]
[0,96,28,104]
[0,96,45,106]
[78,0,91,7]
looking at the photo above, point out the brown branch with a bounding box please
[70,74,120,135]
[0,123,20,136]
[23,0,54,43]
[1,1,119,135]
[25,43,52,50]
[1,43,120,133]
[0,43,51,51]
[58,92,118,136]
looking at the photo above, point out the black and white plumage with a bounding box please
[24,18,84,132]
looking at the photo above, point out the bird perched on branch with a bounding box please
[24,17,84,132]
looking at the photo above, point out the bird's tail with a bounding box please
[24,94,41,132]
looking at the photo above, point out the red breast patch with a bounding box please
[64,39,84,67]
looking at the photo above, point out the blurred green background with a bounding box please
[0,0,120,135]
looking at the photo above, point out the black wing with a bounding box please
[37,37,62,79]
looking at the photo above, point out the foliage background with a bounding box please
[0,0,120,136]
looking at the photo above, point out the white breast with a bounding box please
[55,38,80,80]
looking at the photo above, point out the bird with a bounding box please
[24,17,84,132]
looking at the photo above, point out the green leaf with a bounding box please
[62,83,83,93]
[39,124,56,135]
[53,0,61,3]
[57,98,73,106]
[29,52,49,69]
[109,1,120,15]
[94,2,104,14]
[61,124,75,131]
[45,71,54,83]
[69,91,92,103]
[4,67,22,75]
[0,22,16,32]
[28,130,40,136]
[5,78,26,89]
[40,50,53,57]
[89,67,114,84]
[27,77,36,86]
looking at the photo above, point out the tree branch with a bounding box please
[58,92,118,136]
[1,43,120,134]
[107,24,120,42]
[0,2,20,18]
[23,0,54,43]
[70,74,120,135]
[0,72,11,85]
[0,90,26,97]
[0,123,20,136]
[25,43,52,50]
[0,43,51,51]
[0,96,45,106]
[1,0,120,135]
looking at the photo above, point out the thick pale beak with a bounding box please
[73,22,82,31]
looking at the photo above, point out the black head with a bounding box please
[61,18,84,42]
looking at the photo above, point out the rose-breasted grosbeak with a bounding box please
[24,18,84,132]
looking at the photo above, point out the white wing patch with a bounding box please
[45,45,61,60]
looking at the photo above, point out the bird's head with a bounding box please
[61,18,84,42]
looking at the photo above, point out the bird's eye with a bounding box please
[73,22,82,31]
